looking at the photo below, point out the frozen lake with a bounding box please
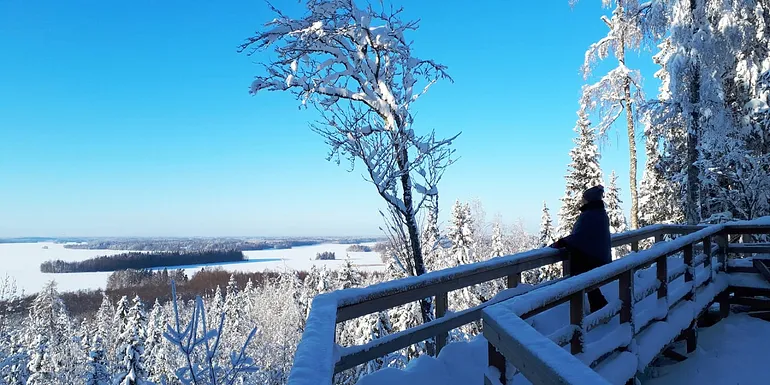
[0,242,384,295]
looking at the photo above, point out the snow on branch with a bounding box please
[580,66,645,136]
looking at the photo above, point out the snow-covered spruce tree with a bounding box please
[606,171,630,260]
[144,299,169,385]
[490,220,505,258]
[84,336,110,385]
[23,281,77,385]
[557,111,604,238]
[114,296,147,385]
[445,200,483,338]
[420,198,442,272]
[522,202,561,285]
[240,0,456,323]
[538,202,555,248]
[573,0,654,230]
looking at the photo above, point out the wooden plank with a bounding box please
[748,310,770,322]
[619,270,634,324]
[754,259,770,284]
[435,292,448,354]
[482,310,612,385]
[570,291,585,355]
[720,224,770,235]
[657,254,668,301]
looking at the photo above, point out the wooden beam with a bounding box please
[753,259,770,283]
[727,244,770,255]
[507,272,521,288]
[488,342,506,384]
[748,310,770,322]
[684,244,695,302]
[631,241,640,252]
[730,296,770,310]
[570,291,585,354]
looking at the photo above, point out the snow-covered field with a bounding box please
[0,242,384,295]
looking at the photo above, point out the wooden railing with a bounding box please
[286,223,710,385]
[481,218,770,385]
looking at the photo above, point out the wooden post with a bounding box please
[562,252,571,278]
[631,241,639,253]
[703,237,713,283]
[656,254,668,302]
[684,243,695,302]
[619,270,634,325]
[507,272,521,289]
[685,321,698,353]
[570,291,585,355]
[655,233,664,243]
[715,234,727,272]
[435,292,448,355]
[488,343,506,385]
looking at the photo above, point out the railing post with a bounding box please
[684,243,695,302]
[562,251,571,278]
[631,241,639,252]
[570,290,585,354]
[703,237,713,283]
[619,269,634,325]
[715,233,730,319]
[507,272,521,289]
[656,255,668,302]
[655,233,664,243]
[435,292,448,355]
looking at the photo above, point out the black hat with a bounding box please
[582,185,604,202]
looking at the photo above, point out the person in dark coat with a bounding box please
[550,185,611,313]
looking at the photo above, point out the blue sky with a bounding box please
[0,0,662,238]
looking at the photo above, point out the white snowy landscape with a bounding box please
[4,0,770,383]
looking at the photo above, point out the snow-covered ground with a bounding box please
[643,313,770,385]
[356,313,770,385]
[0,242,384,295]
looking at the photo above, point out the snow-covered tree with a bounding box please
[490,220,505,258]
[84,336,109,385]
[337,258,364,290]
[538,202,556,248]
[573,0,651,230]
[606,171,630,259]
[421,199,442,272]
[144,300,169,385]
[557,111,604,237]
[23,281,76,385]
[240,0,457,323]
[114,296,146,385]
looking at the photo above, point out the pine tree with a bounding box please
[84,336,109,385]
[557,111,604,237]
[490,221,505,258]
[23,281,75,385]
[337,258,363,290]
[114,296,146,385]
[421,200,442,272]
[144,300,168,385]
[447,200,475,267]
[538,202,555,248]
[606,171,630,260]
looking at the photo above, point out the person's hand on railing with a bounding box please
[549,239,565,249]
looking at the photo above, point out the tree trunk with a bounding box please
[617,2,639,229]
[686,0,701,225]
[396,135,434,327]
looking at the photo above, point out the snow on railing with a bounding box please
[480,217,770,385]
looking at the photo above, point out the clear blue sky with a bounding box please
[0,0,662,238]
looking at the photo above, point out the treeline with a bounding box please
[39,250,245,273]
[346,244,373,252]
[61,237,382,252]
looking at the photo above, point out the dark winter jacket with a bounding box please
[554,200,612,274]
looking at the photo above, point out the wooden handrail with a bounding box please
[287,221,752,385]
